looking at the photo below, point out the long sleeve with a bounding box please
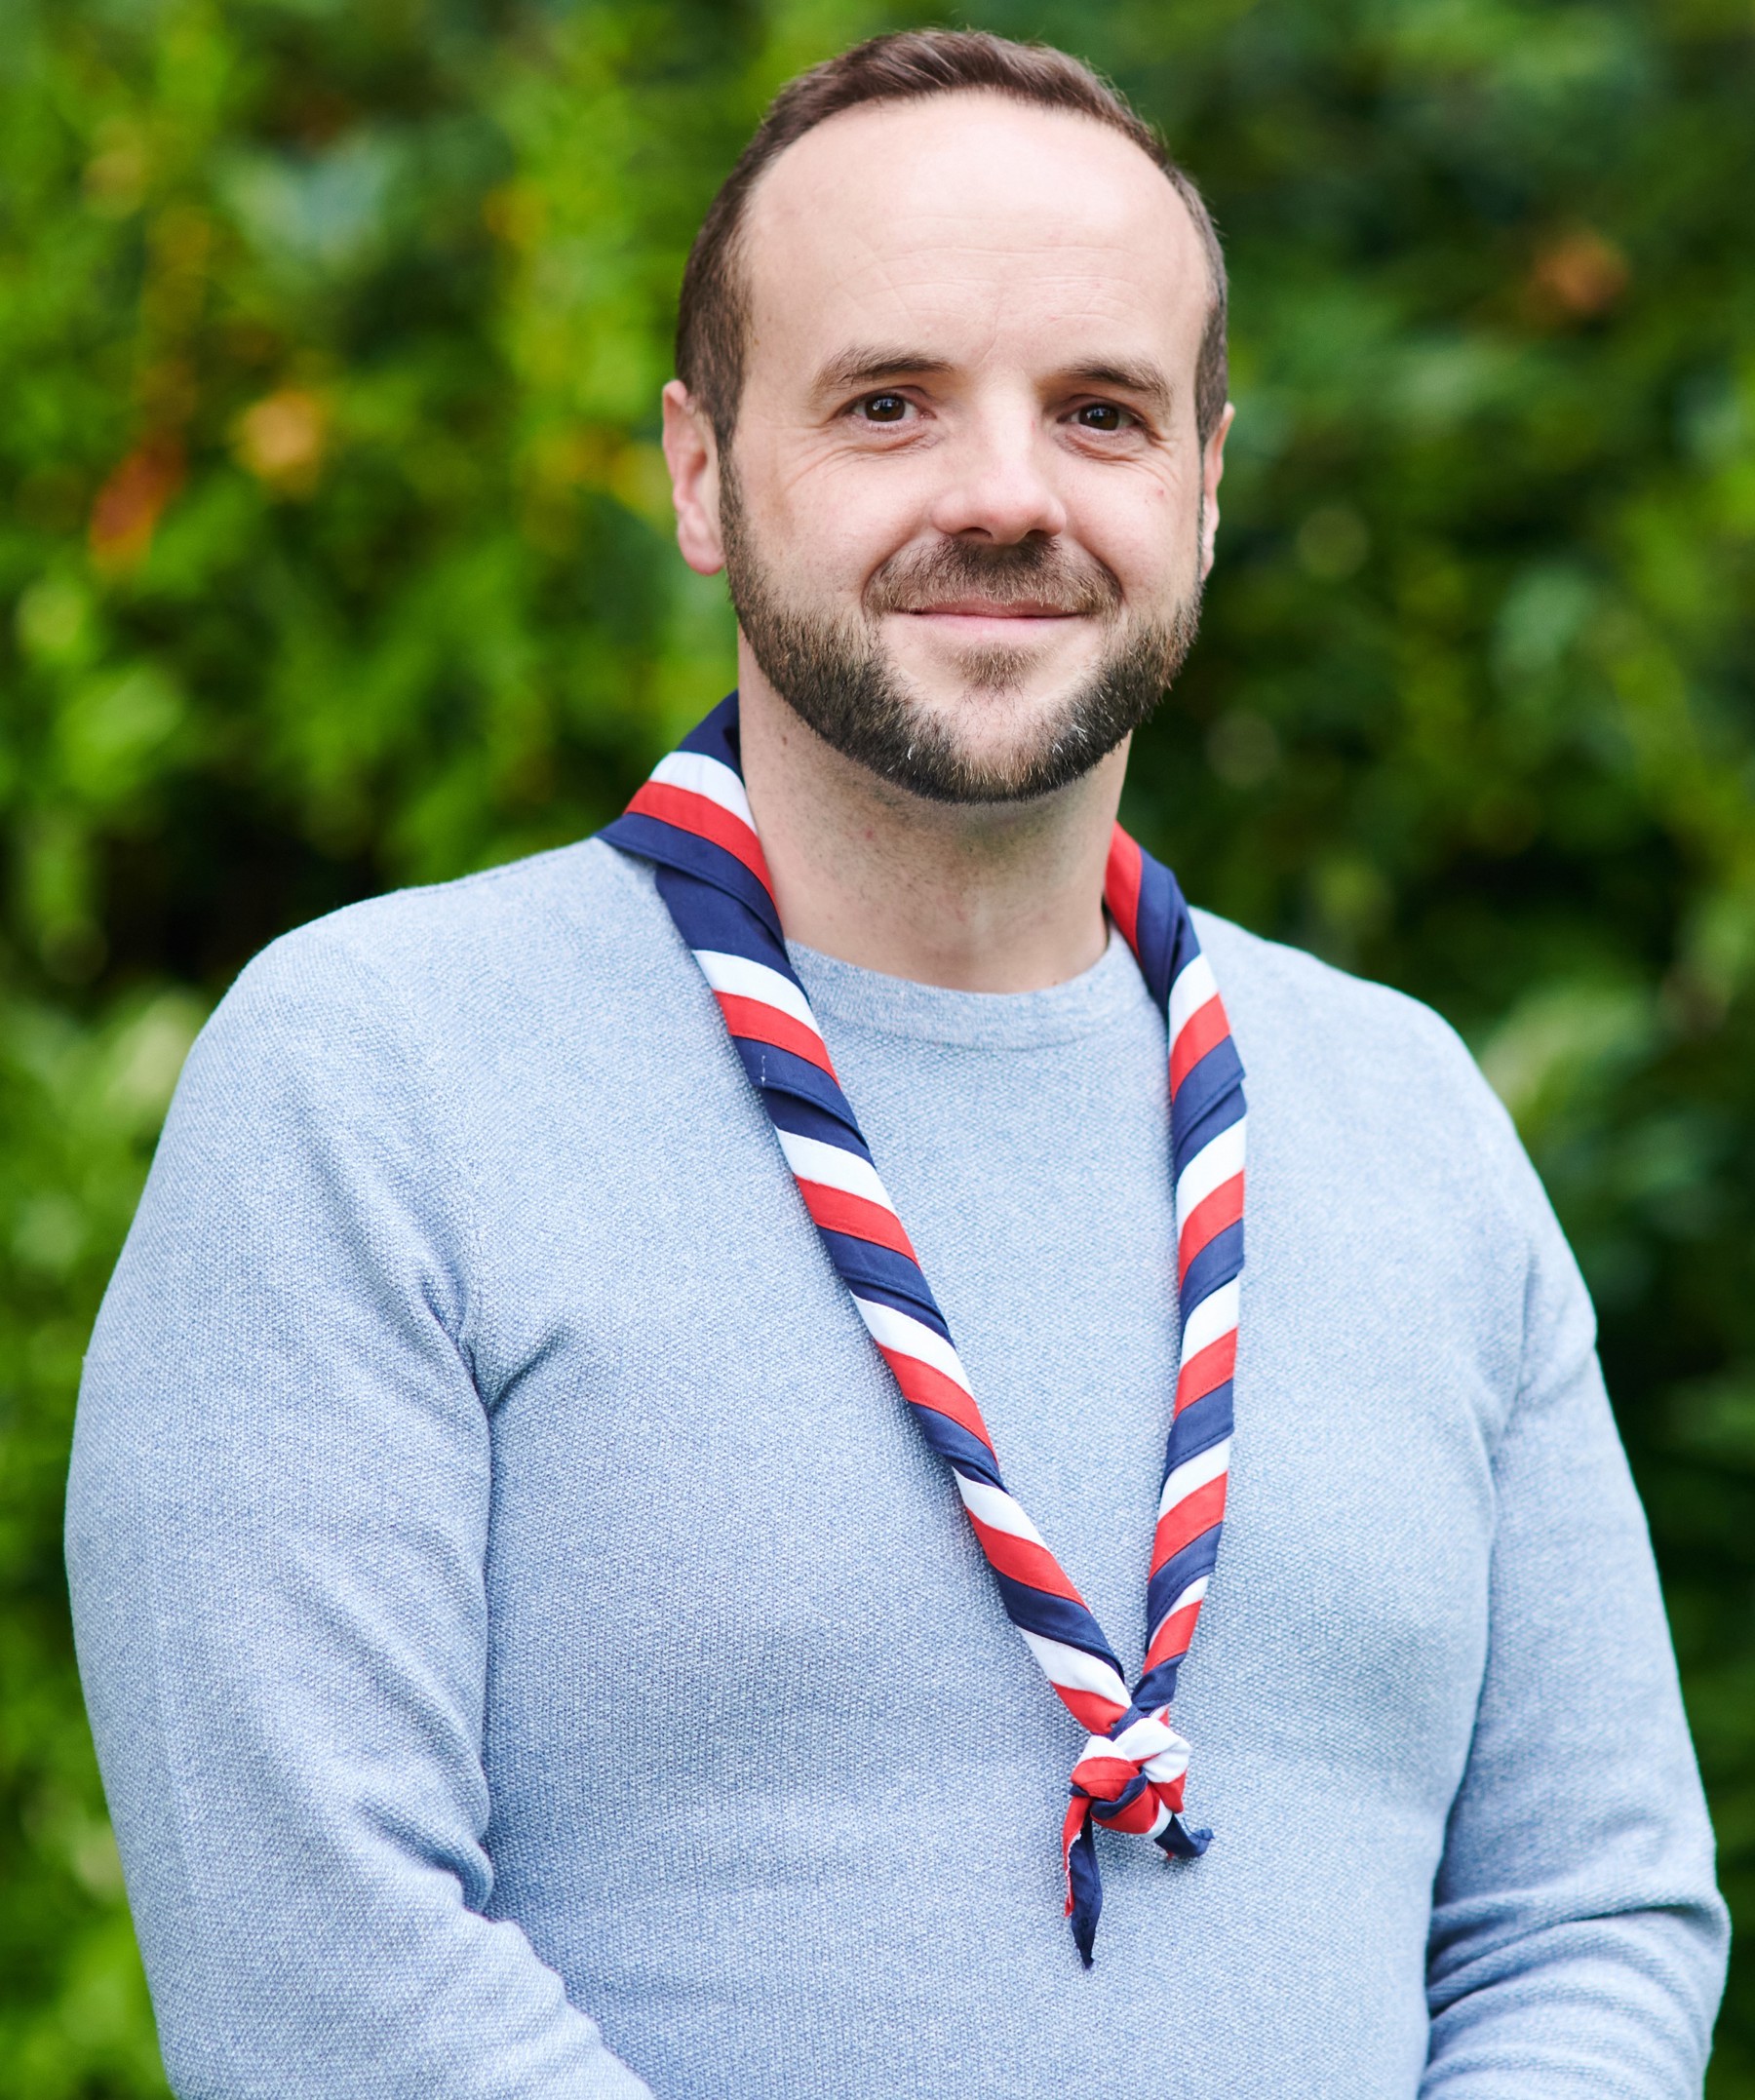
[64,925,651,2100]
[1421,1106,1728,2093]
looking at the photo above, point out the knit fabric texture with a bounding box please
[66,836,1727,2099]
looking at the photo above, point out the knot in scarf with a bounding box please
[1061,1710,1210,1959]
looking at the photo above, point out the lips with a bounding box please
[900,600,1082,619]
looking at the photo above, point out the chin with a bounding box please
[899,640,1103,712]
[895,693,1109,797]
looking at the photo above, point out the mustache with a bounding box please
[864,536,1124,619]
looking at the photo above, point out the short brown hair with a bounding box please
[677,30,1228,451]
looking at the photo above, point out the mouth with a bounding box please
[895,599,1086,630]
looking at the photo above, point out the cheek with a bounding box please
[766,451,934,587]
[1072,472,1196,602]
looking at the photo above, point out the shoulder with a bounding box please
[173,837,667,1146]
[152,837,665,1273]
[241,836,654,1009]
[1190,911,1583,1413]
[1190,906,1541,1234]
[209,836,661,1049]
[1193,908,1504,1129]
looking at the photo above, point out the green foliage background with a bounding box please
[3,0,1753,2087]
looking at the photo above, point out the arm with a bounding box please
[65,926,650,2100]
[1422,1108,1728,2095]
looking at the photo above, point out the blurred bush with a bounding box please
[1,0,1751,2090]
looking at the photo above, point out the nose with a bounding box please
[924,402,1069,546]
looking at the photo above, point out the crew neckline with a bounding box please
[785,923,1150,1050]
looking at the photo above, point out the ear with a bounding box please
[662,379,725,575]
[1198,400,1235,581]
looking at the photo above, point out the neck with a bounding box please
[734,665,1127,994]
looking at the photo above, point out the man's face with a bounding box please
[676,94,1228,803]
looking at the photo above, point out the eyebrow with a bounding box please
[1063,360,1176,420]
[810,346,956,399]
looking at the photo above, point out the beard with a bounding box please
[719,462,1204,805]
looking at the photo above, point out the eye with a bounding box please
[859,393,911,423]
[1073,402,1132,433]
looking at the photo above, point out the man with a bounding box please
[67,29,1726,2099]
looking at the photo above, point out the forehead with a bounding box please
[739,94,1210,392]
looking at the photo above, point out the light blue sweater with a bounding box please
[66,836,1726,2098]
